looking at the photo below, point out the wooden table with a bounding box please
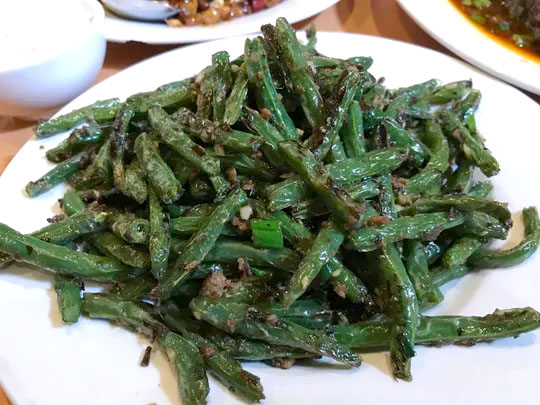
[0,1,537,403]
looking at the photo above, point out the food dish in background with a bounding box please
[164,0,284,27]
[398,0,540,95]
[1,29,539,405]
[450,0,540,59]
[101,0,340,44]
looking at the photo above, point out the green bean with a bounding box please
[26,150,92,197]
[326,137,348,163]
[402,121,449,196]
[115,275,157,300]
[170,216,207,236]
[378,174,397,219]
[383,118,429,167]
[424,80,472,104]
[349,212,462,252]
[261,23,296,96]
[173,107,262,153]
[126,86,196,115]
[83,294,208,405]
[396,79,440,100]
[468,181,493,199]
[61,191,86,216]
[240,107,286,168]
[186,329,265,402]
[441,110,499,177]
[202,239,300,272]
[159,189,247,298]
[196,66,214,119]
[160,302,265,402]
[159,332,211,405]
[224,64,249,125]
[273,211,372,305]
[454,89,481,121]
[265,177,309,212]
[442,237,482,269]
[83,292,165,337]
[326,147,409,185]
[90,232,150,269]
[166,204,190,218]
[211,51,233,121]
[54,275,83,323]
[245,38,297,140]
[209,174,231,200]
[468,207,540,269]
[340,100,365,158]
[431,264,471,287]
[266,148,407,211]
[110,106,135,199]
[241,107,284,146]
[307,69,362,161]
[190,297,361,366]
[123,157,148,204]
[31,210,107,245]
[163,302,313,361]
[274,17,325,129]
[110,214,149,245]
[149,106,221,176]
[292,179,380,220]
[135,132,183,204]
[155,77,194,92]
[216,153,277,182]
[405,240,443,309]
[454,211,509,240]
[73,139,113,191]
[279,141,367,228]
[0,207,104,267]
[444,160,473,194]
[283,223,345,307]
[333,307,540,349]
[46,121,108,162]
[402,195,512,226]
[208,331,315,361]
[148,188,170,280]
[374,244,418,380]
[35,98,121,138]
[0,223,143,281]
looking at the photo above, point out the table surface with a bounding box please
[0,1,538,403]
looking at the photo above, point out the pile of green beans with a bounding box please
[1,18,539,404]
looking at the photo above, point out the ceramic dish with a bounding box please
[103,0,339,44]
[0,32,539,405]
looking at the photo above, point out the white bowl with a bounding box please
[0,0,106,117]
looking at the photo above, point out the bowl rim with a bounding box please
[0,0,105,75]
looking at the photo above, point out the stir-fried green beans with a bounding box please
[1,17,537,405]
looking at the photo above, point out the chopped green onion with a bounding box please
[472,0,491,8]
[251,219,284,249]
[465,115,477,133]
[471,14,486,25]
[498,21,510,31]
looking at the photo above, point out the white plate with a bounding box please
[102,0,339,44]
[397,0,540,95]
[1,33,540,405]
